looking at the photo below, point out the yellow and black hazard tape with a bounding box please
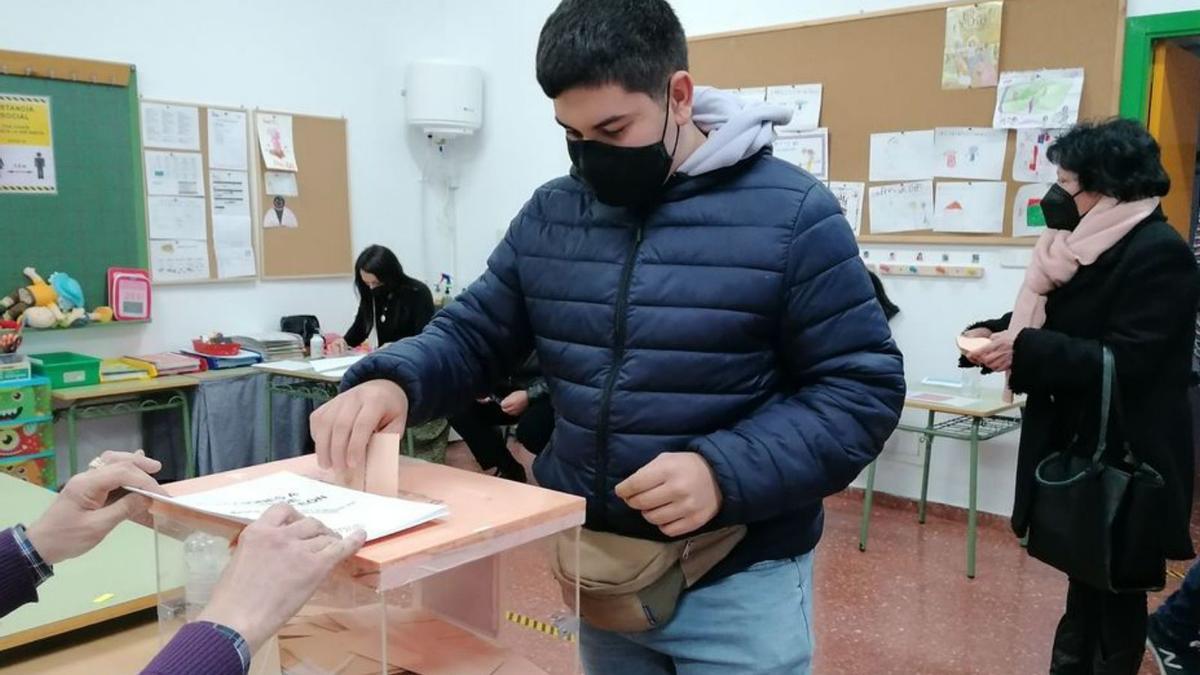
[0,186,56,193]
[505,610,577,643]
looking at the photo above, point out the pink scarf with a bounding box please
[999,195,1159,399]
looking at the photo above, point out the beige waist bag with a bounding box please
[551,525,746,633]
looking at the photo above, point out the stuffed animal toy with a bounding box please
[89,306,114,323]
[0,291,28,323]
[21,268,56,308]
[21,306,56,329]
[49,271,84,314]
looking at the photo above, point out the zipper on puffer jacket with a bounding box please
[594,224,644,529]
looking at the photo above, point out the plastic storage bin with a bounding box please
[0,420,53,458]
[0,376,52,422]
[0,455,56,488]
[30,352,102,389]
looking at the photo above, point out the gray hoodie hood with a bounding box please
[675,86,792,176]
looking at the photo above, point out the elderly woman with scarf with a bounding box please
[962,118,1198,675]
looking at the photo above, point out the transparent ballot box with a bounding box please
[152,454,585,675]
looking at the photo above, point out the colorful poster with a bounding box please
[828,181,865,235]
[933,127,1008,180]
[256,112,298,172]
[1013,182,1053,237]
[0,94,56,194]
[993,68,1084,129]
[868,181,934,234]
[869,130,935,182]
[766,83,822,132]
[934,181,1007,234]
[774,129,829,180]
[1012,128,1066,183]
[942,1,1003,89]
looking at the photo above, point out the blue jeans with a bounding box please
[1154,559,1200,639]
[580,553,814,675]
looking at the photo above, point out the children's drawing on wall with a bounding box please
[933,127,1007,180]
[993,68,1084,129]
[941,1,1003,89]
[1012,128,1065,182]
[774,128,829,180]
[1012,182,1053,237]
[868,180,934,234]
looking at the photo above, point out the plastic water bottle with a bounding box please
[310,334,325,359]
[183,532,229,621]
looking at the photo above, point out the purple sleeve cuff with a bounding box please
[141,622,248,675]
[0,527,40,618]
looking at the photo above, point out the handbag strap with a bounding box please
[1090,346,1114,464]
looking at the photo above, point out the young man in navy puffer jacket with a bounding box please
[312,1,905,672]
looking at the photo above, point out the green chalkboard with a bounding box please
[0,71,146,311]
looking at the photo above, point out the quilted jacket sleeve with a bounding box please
[692,185,906,525]
[340,218,534,424]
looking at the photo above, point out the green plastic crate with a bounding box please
[30,352,102,389]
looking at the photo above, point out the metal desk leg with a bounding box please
[858,460,877,552]
[66,404,78,480]
[179,391,194,479]
[917,410,936,524]
[967,418,981,579]
[266,373,276,463]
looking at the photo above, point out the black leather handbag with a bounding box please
[1026,346,1167,592]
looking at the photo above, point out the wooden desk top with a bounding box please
[0,475,184,650]
[252,363,343,383]
[50,375,199,403]
[156,452,585,590]
[904,380,1024,418]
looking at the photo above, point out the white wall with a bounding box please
[1129,0,1200,16]
[2,0,445,464]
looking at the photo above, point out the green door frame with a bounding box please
[1120,11,1200,121]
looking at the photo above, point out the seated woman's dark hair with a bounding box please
[1046,118,1170,202]
[354,245,416,297]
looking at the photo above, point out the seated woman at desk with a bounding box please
[327,245,434,354]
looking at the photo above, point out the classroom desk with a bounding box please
[0,474,184,652]
[253,362,419,461]
[252,363,344,462]
[858,383,1024,579]
[52,376,198,482]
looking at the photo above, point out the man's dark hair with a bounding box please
[1047,118,1171,202]
[536,0,688,99]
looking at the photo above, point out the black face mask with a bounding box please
[567,99,680,208]
[370,284,390,298]
[1040,184,1084,231]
